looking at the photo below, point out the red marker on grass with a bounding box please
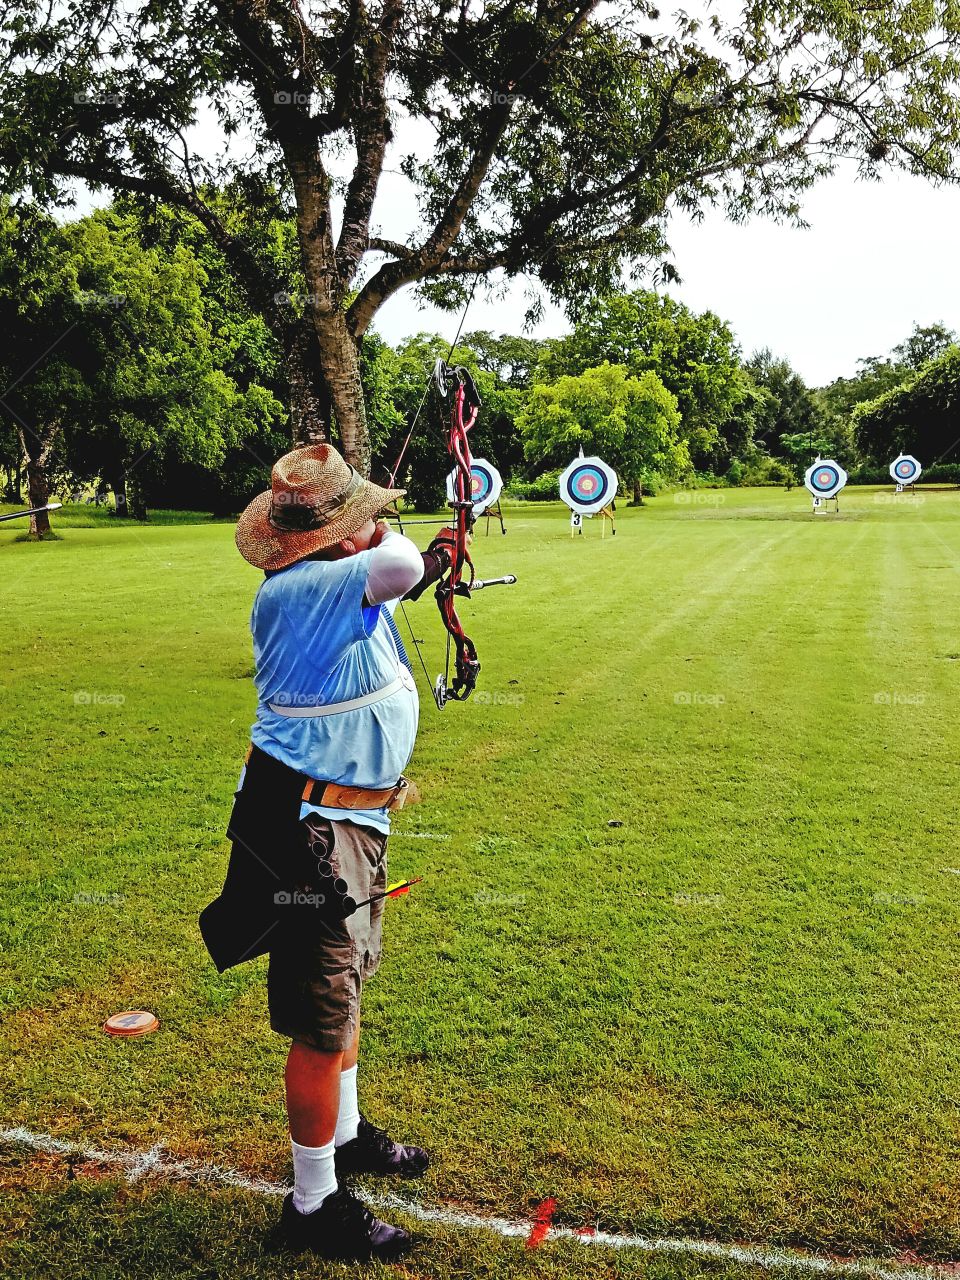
[525,1198,557,1249]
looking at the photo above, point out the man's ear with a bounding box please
[336,536,357,556]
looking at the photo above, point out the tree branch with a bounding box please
[53,161,286,329]
[336,0,406,281]
[210,0,316,153]
[367,237,416,258]
[345,85,522,337]
[344,0,662,336]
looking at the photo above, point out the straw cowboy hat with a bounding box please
[235,444,404,572]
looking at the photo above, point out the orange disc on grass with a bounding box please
[103,1010,159,1037]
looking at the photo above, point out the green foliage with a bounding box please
[462,332,543,389]
[518,361,688,492]
[5,188,960,513]
[892,322,957,370]
[778,432,839,482]
[818,356,911,434]
[911,463,960,485]
[676,471,730,491]
[740,455,795,487]
[0,201,285,515]
[505,469,563,502]
[538,293,750,468]
[817,324,958,445]
[747,349,831,452]
[853,345,960,464]
[7,0,960,468]
[123,188,291,511]
[369,333,530,512]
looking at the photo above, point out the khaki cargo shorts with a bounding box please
[267,814,387,1051]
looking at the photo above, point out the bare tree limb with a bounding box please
[336,0,406,281]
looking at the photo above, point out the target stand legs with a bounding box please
[484,498,506,535]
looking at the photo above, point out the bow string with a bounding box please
[432,360,482,707]
[382,314,516,710]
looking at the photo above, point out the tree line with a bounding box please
[1,199,957,532]
[4,0,960,531]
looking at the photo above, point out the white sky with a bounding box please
[370,160,960,388]
[362,0,960,388]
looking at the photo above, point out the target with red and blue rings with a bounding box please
[804,459,847,499]
[446,457,503,515]
[559,454,618,514]
[889,454,922,485]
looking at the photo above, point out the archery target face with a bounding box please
[559,455,618,514]
[446,458,503,515]
[804,459,847,499]
[890,454,922,484]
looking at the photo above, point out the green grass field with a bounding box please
[2,485,959,1280]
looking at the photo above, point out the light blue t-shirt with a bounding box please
[246,553,419,834]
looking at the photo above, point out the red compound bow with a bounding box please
[431,359,516,708]
[388,357,515,710]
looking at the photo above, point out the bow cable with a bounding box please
[379,276,515,709]
[386,278,480,696]
[386,274,481,490]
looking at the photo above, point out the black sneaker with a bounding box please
[335,1114,430,1179]
[278,1184,414,1261]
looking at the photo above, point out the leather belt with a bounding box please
[242,744,418,812]
[303,775,417,812]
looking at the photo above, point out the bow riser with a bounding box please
[391,356,515,712]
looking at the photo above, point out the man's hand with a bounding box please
[369,518,392,548]
[436,525,472,548]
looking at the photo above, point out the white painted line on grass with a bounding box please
[2,1125,955,1280]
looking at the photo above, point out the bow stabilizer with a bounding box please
[0,501,63,524]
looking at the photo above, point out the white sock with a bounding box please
[335,1064,361,1147]
[291,1136,337,1215]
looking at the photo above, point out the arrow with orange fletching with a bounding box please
[352,877,423,911]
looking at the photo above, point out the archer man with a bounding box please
[200,443,455,1262]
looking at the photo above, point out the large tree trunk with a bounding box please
[25,456,51,537]
[632,478,644,506]
[313,314,369,475]
[286,315,332,448]
[17,423,58,538]
[289,152,372,475]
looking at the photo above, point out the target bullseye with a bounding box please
[890,454,922,485]
[804,458,847,500]
[446,457,502,515]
